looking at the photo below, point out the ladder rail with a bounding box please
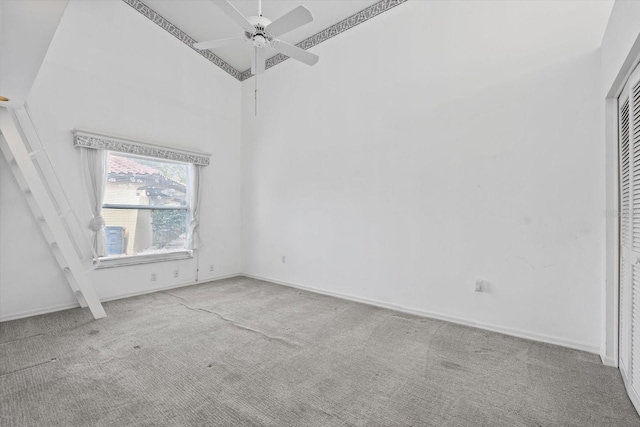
[30,150,101,267]
[0,107,106,319]
[0,152,90,310]
[13,106,100,267]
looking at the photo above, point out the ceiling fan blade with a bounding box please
[193,37,246,50]
[256,47,265,74]
[272,40,319,66]
[266,6,313,38]
[210,0,255,34]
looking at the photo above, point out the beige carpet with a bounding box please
[1,276,638,426]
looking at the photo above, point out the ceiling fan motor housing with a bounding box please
[246,16,273,47]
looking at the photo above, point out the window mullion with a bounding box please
[102,204,187,211]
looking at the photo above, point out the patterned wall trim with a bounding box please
[238,0,408,81]
[74,131,211,166]
[122,0,407,82]
[122,0,242,80]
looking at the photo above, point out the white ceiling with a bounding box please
[143,0,379,71]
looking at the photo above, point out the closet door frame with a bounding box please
[619,67,638,396]
[605,35,640,372]
[611,45,640,416]
[619,84,631,382]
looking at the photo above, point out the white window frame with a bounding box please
[99,152,192,267]
[73,130,210,268]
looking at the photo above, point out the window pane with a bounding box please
[104,153,188,207]
[103,208,187,256]
[102,153,190,258]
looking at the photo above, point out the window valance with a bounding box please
[73,130,211,166]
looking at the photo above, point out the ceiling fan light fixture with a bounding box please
[253,34,267,48]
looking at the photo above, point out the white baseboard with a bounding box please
[601,354,618,367]
[242,273,601,356]
[99,273,242,303]
[0,301,81,323]
[0,273,242,323]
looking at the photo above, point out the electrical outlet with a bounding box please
[150,273,157,282]
[282,256,286,263]
[173,270,179,278]
[209,264,215,272]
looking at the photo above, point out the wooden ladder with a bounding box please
[0,106,106,319]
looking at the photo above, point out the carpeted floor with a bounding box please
[0,276,638,426]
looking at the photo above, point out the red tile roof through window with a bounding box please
[108,155,161,176]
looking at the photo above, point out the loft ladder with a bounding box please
[0,106,106,319]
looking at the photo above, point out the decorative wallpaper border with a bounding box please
[122,0,407,82]
[122,0,241,80]
[238,0,407,81]
[74,131,211,166]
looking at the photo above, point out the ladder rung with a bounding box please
[3,107,106,320]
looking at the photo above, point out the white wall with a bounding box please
[0,0,69,107]
[0,0,242,320]
[600,1,640,364]
[241,0,613,352]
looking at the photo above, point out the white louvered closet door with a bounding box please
[620,65,640,413]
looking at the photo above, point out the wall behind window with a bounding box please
[0,0,242,320]
[240,0,612,352]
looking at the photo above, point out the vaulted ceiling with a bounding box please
[0,0,405,107]
[0,0,69,107]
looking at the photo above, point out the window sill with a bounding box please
[96,250,193,269]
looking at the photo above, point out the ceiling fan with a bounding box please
[193,0,319,76]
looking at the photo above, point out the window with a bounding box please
[101,152,190,259]
[74,129,209,266]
